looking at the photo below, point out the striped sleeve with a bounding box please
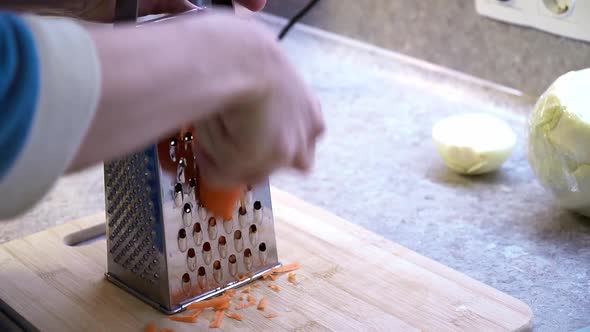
[0,12,40,181]
[0,12,102,220]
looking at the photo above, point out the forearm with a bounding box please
[0,12,102,220]
[69,13,262,171]
[0,11,266,220]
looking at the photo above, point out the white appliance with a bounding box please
[475,0,590,43]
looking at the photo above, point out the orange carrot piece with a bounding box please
[226,289,237,297]
[167,315,198,323]
[241,288,250,294]
[288,273,297,284]
[209,309,226,328]
[252,283,260,288]
[186,295,230,311]
[262,273,276,281]
[257,297,267,311]
[227,312,244,321]
[264,312,278,319]
[166,308,202,323]
[235,303,248,310]
[271,263,300,274]
[215,301,231,311]
[198,175,244,221]
[235,295,257,310]
[238,296,244,301]
[269,284,281,292]
[144,322,157,332]
[188,309,203,318]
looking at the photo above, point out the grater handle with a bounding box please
[113,0,139,24]
[113,0,234,25]
[211,0,234,7]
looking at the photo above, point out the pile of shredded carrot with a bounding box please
[143,262,301,331]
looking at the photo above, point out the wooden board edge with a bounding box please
[269,186,535,330]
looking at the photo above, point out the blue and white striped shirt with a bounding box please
[0,11,101,220]
[0,12,40,180]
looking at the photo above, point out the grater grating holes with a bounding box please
[105,150,160,276]
[202,242,212,265]
[197,266,207,290]
[234,230,243,252]
[249,224,258,246]
[208,217,217,240]
[187,248,197,271]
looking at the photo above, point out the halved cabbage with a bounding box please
[432,113,517,175]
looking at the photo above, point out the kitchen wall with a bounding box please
[262,0,590,97]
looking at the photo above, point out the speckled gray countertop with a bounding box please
[1,14,589,332]
[263,0,590,97]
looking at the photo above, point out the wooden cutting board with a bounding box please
[0,188,532,332]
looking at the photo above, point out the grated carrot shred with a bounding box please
[235,295,257,310]
[227,312,244,321]
[288,273,297,284]
[262,273,276,281]
[257,297,267,311]
[209,309,226,328]
[269,284,281,292]
[186,294,230,311]
[144,322,157,332]
[188,309,203,318]
[167,315,198,323]
[226,289,237,297]
[264,312,278,319]
[271,263,300,274]
[241,288,251,294]
[215,301,231,311]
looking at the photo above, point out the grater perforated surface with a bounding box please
[104,147,169,307]
[104,127,280,314]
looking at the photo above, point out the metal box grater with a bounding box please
[104,1,281,315]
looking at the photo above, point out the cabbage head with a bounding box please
[528,68,590,216]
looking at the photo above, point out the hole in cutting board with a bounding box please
[63,223,106,247]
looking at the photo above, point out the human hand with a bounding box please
[71,11,323,187]
[191,14,325,188]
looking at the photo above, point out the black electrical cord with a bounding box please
[277,0,321,40]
